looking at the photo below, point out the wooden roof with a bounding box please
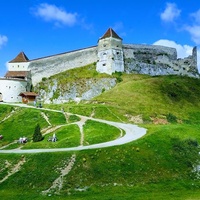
[100,28,122,40]
[9,52,29,63]
[5,71,29,78]
[19,92,38,97]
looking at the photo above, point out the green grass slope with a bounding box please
[93,74,200,121]
[0,73,200,199]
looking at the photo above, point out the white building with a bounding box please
[0,52,32,102]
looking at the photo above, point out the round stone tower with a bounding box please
[96,28,124,75]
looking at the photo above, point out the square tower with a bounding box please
[96,28,124,75]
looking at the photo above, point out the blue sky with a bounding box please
[0,0,200,76]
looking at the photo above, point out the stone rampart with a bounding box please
[123,44,199,77]
[123,44,177,60]
[29,46,98,85]
[29,43,199,87]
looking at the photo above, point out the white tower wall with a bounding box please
[8,62,30,71]
[0,79,27,102]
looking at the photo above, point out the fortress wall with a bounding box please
[29,46,98,85]
[123,44,199,77]
[0,79,27,102]
[123,44,177,60]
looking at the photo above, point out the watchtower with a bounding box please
[96,28,124,74]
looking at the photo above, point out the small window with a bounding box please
[103,53,107,55]
[117,52,119,55]
[103,63,106,66]
[103,44,106,47]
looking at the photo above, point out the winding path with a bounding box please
[0,103,147,154]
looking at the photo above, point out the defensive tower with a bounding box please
[96,28,124,74]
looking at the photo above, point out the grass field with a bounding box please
[0,73,200,199]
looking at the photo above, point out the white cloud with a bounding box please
[191,9,200,24]
[185,25,200,45]
[33,3,77,26]
[153,39,200,72]
[0,35,8,49]
[184,10,200,45]
[160,3,181,23]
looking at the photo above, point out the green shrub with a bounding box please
[166,113,177,123]
[32,124,44,142]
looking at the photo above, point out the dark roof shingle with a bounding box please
[5,71,29,78]
[9,52,29,63]
[100,28,122,40]
[19,92,38,97]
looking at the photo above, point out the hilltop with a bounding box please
[0,70,200,200]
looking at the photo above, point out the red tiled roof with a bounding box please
[9,52,29,63]
[19,92,38,97]
[100,28,122,40]
[5,71,29,78]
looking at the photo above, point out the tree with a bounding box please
[32,124,43,142]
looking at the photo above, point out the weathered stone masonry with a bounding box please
[0,28,199,102]
[29,28,198,86]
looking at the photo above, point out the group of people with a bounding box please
[48,133,57,142]
[18,137,28,144]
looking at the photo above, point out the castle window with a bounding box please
[18,65,19,68]
[103,44,106,47]
[103,53,107,55]
[103,63,106,66]
[117,52,119,55]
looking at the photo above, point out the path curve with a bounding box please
[0,103,147,154]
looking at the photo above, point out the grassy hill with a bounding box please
[0,70,200,200]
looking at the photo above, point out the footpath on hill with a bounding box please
[0,102,147,154]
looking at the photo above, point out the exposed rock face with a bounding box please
[38,78,116,104]
[123,44,199,78]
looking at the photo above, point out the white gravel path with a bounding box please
[0,103,147,154]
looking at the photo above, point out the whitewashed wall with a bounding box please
[8,62,30,71]
[0,79,27,102]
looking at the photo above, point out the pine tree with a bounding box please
[32,124,43,142]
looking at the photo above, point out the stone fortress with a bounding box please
[0,28,199,103]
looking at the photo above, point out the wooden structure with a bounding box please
[19,92,38,104]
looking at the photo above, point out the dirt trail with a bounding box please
[0,157,26,184]
[73,117,88,146]
[42,154,76,195]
